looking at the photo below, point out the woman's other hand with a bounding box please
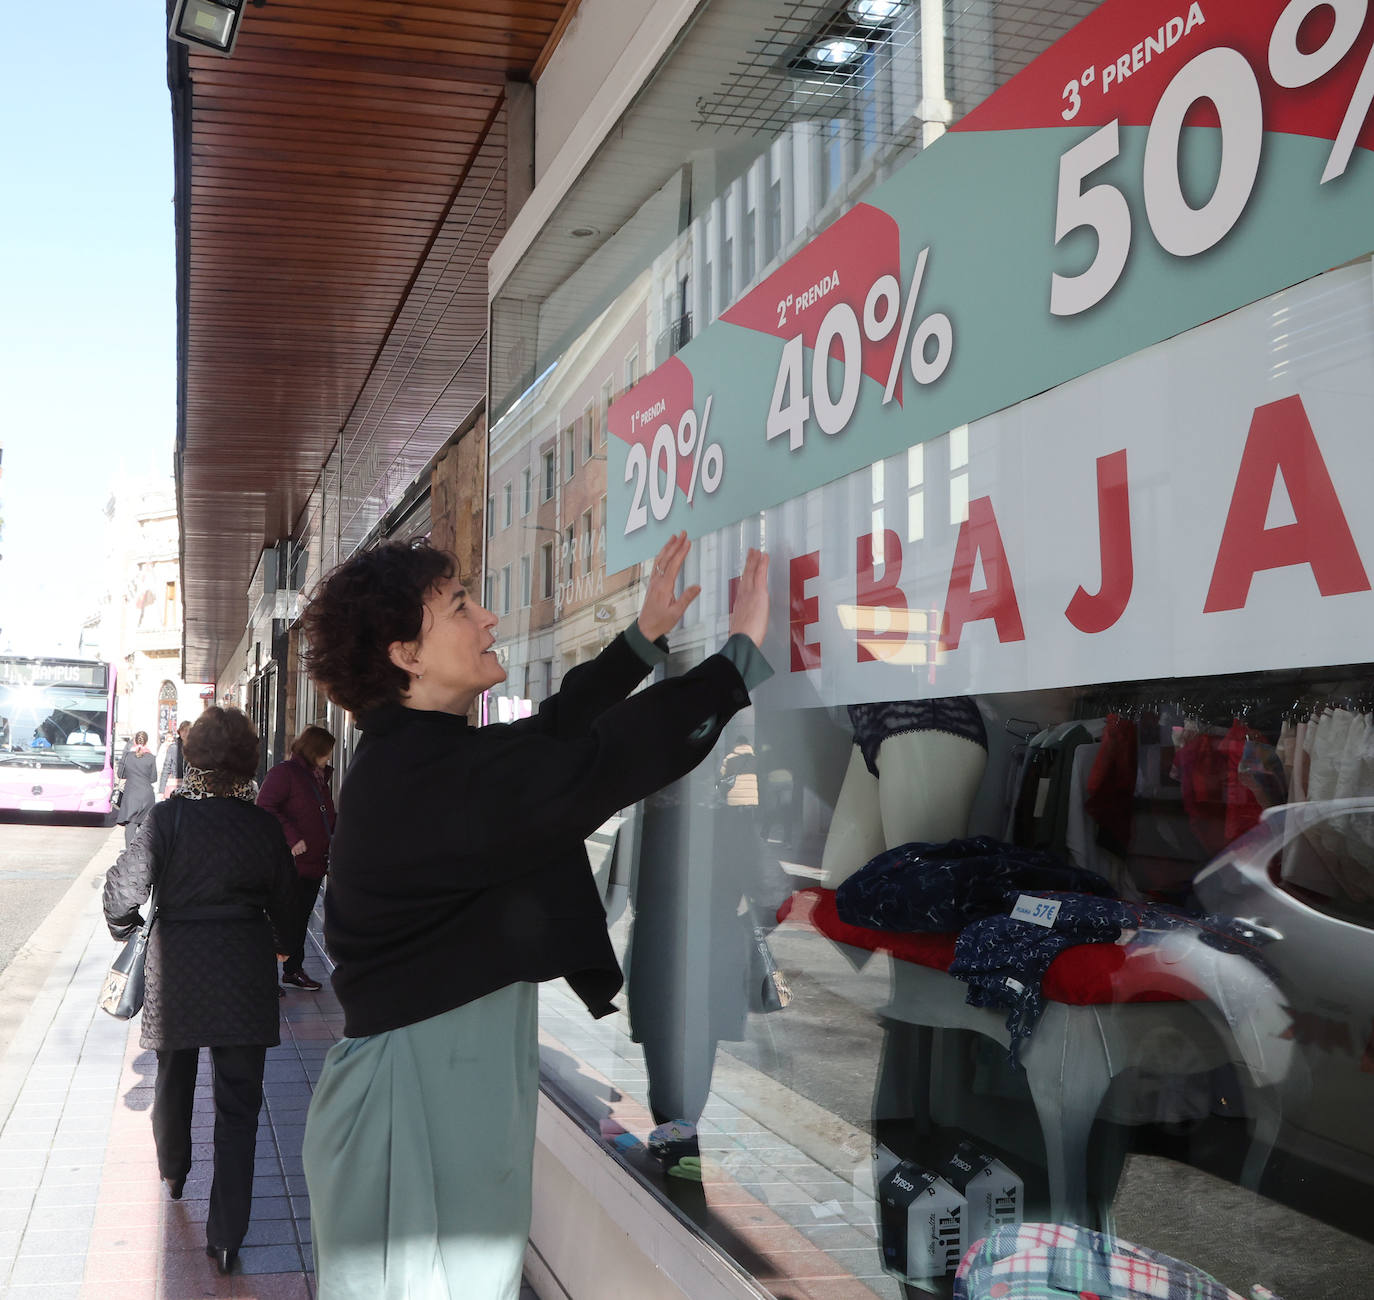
[636,531,701,642]
[291,840,307,857]
[729,548,770,648]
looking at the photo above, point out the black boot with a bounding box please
[206,1246,237,1274]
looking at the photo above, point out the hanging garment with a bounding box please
[1221,720,1265,845]
[1084,713,1137,854]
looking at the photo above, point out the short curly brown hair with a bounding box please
[299,539,456,715]
[184,707,260,792]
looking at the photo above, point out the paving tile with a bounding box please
[240,1218,298,1248]
[93,1200,164,1229]
[87,1221,162,1252]
[230,1272,312,1299]
[80,1281,156,1299]
[7,1252,88,1284]
[158,1274,235,1299]
[3,1284,85,1299]
[234,1244,303,1275]
[81,1247,160,1281]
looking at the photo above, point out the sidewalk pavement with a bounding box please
[0,827,542,1300]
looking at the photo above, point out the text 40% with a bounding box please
[765,246,953,452]
[623,398,723,534]
[1053,0,1374,316]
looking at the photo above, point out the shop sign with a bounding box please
[741,265,1374,706]
[607,0,1374,572]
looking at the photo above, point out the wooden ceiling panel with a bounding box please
[173,0,575,682]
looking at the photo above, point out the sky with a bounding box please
[0,6,176,655]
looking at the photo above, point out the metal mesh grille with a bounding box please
[694,0,1099,141]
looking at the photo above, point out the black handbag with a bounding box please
[110,780,124,809]
[98,801,180,1019]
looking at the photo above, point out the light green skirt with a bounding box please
[303,982,538,1300]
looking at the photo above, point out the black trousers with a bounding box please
[153,1044,268,1250]
[282,874,324,976]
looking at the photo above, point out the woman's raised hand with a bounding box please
[635,531,701,643]
[729,548,770,648]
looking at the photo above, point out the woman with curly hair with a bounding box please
[299,531,771,1299]
[103,707,296,1277]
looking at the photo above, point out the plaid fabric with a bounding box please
[954,1223,1248,1300]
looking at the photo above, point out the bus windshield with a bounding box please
[0,664,113,775]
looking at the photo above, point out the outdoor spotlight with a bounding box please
[169,0,246,56]
[848,0,903,24]
[808,37,863,66]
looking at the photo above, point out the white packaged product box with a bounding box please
[877,1159,967,1280]
[939,1140,1023,1248]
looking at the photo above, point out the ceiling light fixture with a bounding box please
[848,0,903,25]
[807,37,863,67]
[169,0,247,56]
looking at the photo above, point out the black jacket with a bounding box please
[326,630,753,1038]
[103,796,296,1051]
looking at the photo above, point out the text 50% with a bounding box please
[1053,0,1374,316]
[766,246,953,452]
[623,398,723,535]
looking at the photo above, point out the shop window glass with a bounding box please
[481,4,1374,1297]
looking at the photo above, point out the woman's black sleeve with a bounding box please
[508,631,655,741]
[102,813,160,940]
[452,651,752,873]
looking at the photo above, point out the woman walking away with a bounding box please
[300,532,771,1299]
[103,707,296,1277]
[117,730,159,848]
[257,725,337,992]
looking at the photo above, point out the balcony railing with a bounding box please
[654,313,693,367]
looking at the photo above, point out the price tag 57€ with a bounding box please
[1011,895,1062,928]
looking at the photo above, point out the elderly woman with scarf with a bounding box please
[103,707,296,1277]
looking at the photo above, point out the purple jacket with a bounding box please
[256,755,336,880]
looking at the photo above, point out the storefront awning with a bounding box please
[169,0,576,683]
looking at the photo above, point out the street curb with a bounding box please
[0,826,124,1130]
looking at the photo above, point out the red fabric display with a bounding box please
[1083,713,1136,852]
[777,887,1206,1006]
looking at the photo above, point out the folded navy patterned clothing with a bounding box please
[949,895,1274,1062]
[835,836,1115,933]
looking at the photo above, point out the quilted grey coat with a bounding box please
[103,794,296,1051]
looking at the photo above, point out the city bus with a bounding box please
[0,656,118,817]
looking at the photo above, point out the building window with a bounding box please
[742,175,757,287]
[502,482,512,529]
[163,581,177,627]
[563,426,577,481]
[599,380,612,446]
[720,237,733,309]
[486,496,495,537]
[500,564,512,615]
[520,555,531,607]
[521,467,532,516]
[582,403,596,461]
[564,525,575,582]
[484,573,494,608]
[582,509,594,575]
[542,448,556,501]
[625,348,639,393]
[540,542,554,598]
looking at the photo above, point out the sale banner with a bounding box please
[733,264,1374,708]
[606,0,1374,572]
